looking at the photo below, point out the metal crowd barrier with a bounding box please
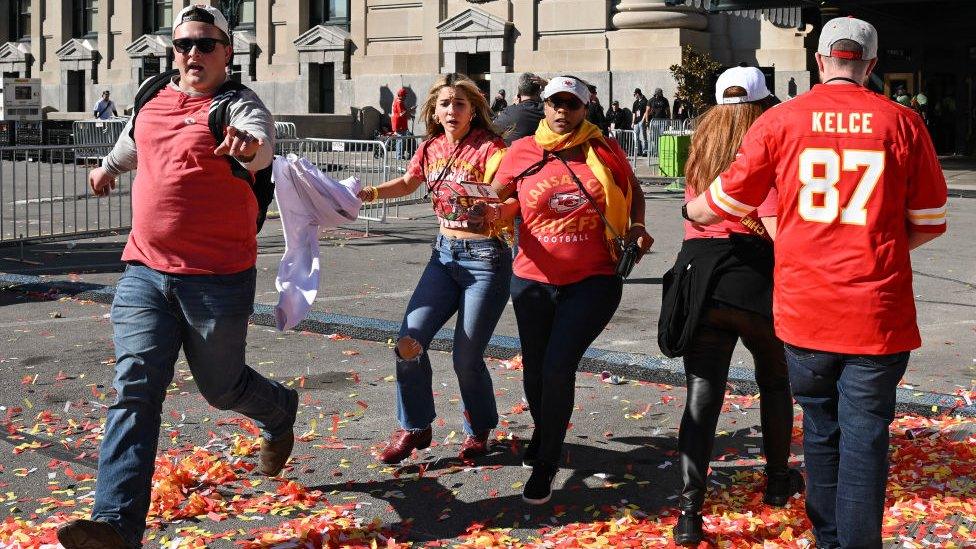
[275,138,389,228]
[0,144,134,246]
[610,129,638,167]
[73,118,129,161]
[274,122,298,139]
[379,134,425,216]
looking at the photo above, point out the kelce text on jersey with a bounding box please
[811,112,873,134]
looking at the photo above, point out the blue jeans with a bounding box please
[786,344,909,549]
[393,130,410,160]
[395,235,511,434]
[634,120,647,155]
[92,264,298,547]
[510,274,622,466]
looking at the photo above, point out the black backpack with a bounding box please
[131,69,275,232]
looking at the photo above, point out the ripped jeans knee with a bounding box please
[395,335,422,361]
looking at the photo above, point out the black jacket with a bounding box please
[658,235,773,357]
[587,101,608,132]
[494,98,545,145]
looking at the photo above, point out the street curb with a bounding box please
[2,271,973,418]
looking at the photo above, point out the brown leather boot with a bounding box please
[458,430,491,461]
[378,427,432,464]
[57,519,131,549]
[259,431,295,476]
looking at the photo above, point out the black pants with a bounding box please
[677,305,793,511]
[511,274,623,467]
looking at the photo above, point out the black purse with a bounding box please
[551,152,640,278]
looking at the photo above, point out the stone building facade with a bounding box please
[0,1,811,134]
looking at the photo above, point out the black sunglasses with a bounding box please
[545,96,585,111]
[172,37,229,55]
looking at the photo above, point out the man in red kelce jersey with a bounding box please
[684,16,947,548]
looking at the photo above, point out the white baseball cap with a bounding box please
[542,76,591,104]
[714,66,771,104]
[173,4,231,38]
[817,17,878,61]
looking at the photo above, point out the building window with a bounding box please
[218,0,256,31]
[9,0,31,41]
[311,0,349,28]
[72,0,98,38]
[143,0,173,34]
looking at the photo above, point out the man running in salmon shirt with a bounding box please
[684,16,947,549]
[57,5,298,548]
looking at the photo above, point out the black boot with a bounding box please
[673,509,704,546]
[764,468,805,506]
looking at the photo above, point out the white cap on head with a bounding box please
[173,4,231,38]
[714,66,771,104]
[817,17,878,61]
[542,76,591,104]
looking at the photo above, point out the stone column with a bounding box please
[607,0,710,108]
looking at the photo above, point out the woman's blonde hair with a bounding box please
[417,73,499,139]
[685,86,776,195]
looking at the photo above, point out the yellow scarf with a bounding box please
[533,119,632,252]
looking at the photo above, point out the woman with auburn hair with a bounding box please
[357,73,510,465]
[663,67,803,545]
[488,75,653,505]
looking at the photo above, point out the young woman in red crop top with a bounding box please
[357,74,509,466]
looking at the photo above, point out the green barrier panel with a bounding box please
[658,133,691,177]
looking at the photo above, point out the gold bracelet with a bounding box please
[364,186,379,203]
[630,222,645,229]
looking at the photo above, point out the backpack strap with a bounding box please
[206,79,277,231]
[129,69,180,139]
[206,79,256,186]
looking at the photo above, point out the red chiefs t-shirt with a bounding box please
[685,184,777,240]
[704,84,948,354]
[407,128,506,230]
[124,86,258,275]
[495,137,629,285]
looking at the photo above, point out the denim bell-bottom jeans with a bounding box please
[394,235,512,435]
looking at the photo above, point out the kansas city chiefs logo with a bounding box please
[548,192,586,213]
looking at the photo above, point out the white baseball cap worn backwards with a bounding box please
[714,66,771,104]
[173,4,231,38]
[817,16,878,61]
[542,76,592,104]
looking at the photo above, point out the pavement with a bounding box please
[0,162,973,547]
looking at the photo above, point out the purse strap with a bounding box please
[551,150,625,245]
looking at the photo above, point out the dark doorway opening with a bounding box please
[458,52,491,96]
[309,63,335,114]
[67,70,86,113]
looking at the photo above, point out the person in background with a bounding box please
[494,73,546,146]
[57,6,296,548]
[491,89,508,115]
[358,73,511,467]
[93,90,118,119]
[606,100,630,131]
[490,75,652,505]
[672,92,691,121]
[391,87,415,159]
[665,66,803,546]
[684,18,947,548]
[632,88,648,155]
[586,84,608,134]
[892,85,911,106]
[647,88,671,120]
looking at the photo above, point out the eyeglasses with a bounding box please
[172,37,229,55]
[545,96,585,111]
